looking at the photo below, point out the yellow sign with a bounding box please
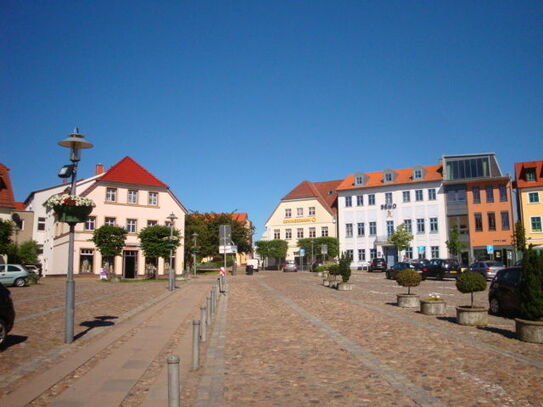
[283,217,316,224]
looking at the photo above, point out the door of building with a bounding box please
[123,250,138,279]
[383,246,397,267]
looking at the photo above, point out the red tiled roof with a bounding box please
[282,179,342,215]
[515,160,543,188]
[100,156,167,187]
[337,165,443,190]
[197,212,249,223]
[14,202,26,211]
[0,163,16,209]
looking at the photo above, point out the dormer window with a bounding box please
[413,167,424,180]
[354,172,367,186]
[383,170,395,183]
[385,173,392,182]
[526,168,536,181]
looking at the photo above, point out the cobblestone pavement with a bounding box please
[0,277,172,396]
[222,271,543,407]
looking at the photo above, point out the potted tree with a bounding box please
[337,252,353,291]
[455,272,488,326]
[515,249,543,344]
[92,225,127,281]
[325,264,339,287]
[45,194,94,223]
[396,268,421,307]
[420,292,447,315]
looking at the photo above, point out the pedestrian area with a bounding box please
[1,272,542,406]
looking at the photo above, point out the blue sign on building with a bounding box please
[486,245,494,253]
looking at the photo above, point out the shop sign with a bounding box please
[486,245,494,253]
[283,216,317,224]
[380,203,397,210]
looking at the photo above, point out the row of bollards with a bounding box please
[166,277,224,407]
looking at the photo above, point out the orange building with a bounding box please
[442,154,515,265]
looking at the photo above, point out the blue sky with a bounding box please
[2,1,542,240]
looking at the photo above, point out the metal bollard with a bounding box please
[192,320,200,370]
[167,355,180,407]
[200,305,207,342]
[207,295,212,324]
[212,289,216,313]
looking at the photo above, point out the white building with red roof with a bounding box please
[264,179,341,261]
[25,157,187,277]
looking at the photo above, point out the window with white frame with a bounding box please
[404,219,412,233]
[345,223,353,238]
[403,191,410,202]
[345,196,352,207]
[356,195,364,206]
[274,229,280,239]
[531,216,542,232]
[358,249,366,261]
[285,208,291,218]
[413,169,423,180]
[386,220,394,236]
[308,207,315,216]
[127,219,137,233]
[346,249,353,259]
[297,208,303,217]
[368,194,375,205]
[385,192,393,204]
[431,246,439,258]
[429,217,438,233]
[297,228,304,238]
[428,189,436,200]
[529,192,540,203]
[355,175,364,185]
[309,227,316,238]
[415,190,423,201]
[127,190,138,204]
[106,188,117,202]
[384,172,393,182]
[147,220,158,226]
[321,226,328,237]
[405,247,413,259]
[369,222,377,235]
[370,248,377,260]
[357,222,365,236]
[148,192,158,206]
[105,217,116,226]
[417,218,425,233]
[37,217,46,231]
[285,229,292,239]
[85,216,96,231]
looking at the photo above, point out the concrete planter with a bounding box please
[337,283,353,291]
[456,306,488,326]
[515,318,543,344]
[397,294,420,308]
[317,271,323,277]
[420,300,447,315]
[323,279,330,287]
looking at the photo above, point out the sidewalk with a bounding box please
[1,277,215,407]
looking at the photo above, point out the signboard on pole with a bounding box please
[299,249,305,256]
[486,245,494,253]
[321,244,328,255]
[219,225,232,246]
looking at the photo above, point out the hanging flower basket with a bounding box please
[45,194,94,224]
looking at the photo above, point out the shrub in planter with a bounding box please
[396,268,421,295]
[315,265,327,273]
[519,249,543,321]
[328,264,339,276]
[455,272,486,308]
[338,252,352,283]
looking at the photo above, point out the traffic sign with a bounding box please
[321,244,328,255]
[300,249,305,256]
[486,245,494,253]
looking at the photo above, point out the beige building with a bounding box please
[264,180,341,261]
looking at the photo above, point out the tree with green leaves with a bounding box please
[446,225,467,262]
[0,219,14,258]
[297,237,339,260]
[255,240,271,261]
[338,251,352,283]
[388,223,413,260]
[17,240,39,264]
[138,225,181,278]
[456,272,487,308]
[255,239,288,269]
[519,249,543,321]
[513,221,527,253]
[92,225,127,276]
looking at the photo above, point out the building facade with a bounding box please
[336,165,448,268]
[442,153,515,265]
[515,160,543,250]
[264,180,341,261]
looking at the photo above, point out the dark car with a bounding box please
[469,261,505,280]
[421,258,461,280]
[369,258,387,272]
[0,283,16,346]
[488,267,523,316]
[385,262,424,280]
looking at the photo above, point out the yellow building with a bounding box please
[264,180,341,261]
[515,161,543,249]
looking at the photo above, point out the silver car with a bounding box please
[468,261,505,280]
[283,260,298,272]
[0,264,29,287]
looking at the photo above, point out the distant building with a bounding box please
[25,157,187,277]
[441,153,515,265]
[336,164,448,268]
[514,160,543,250]
[264,180,341,261]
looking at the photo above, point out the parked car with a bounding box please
[421,259,461,280]
[385,262,424,280]
[0,264,30,287]
[0,283,16,345]
[369,258,387,272]
[469,261,505,280]
[283,260,298,272]
[488,267,523,316]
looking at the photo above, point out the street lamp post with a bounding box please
[192,232,198,277]
[167,212,178,291]
[58,128,93,344]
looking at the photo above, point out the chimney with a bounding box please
[95,164,105,175]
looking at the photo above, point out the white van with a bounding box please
[246,259,260,271]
